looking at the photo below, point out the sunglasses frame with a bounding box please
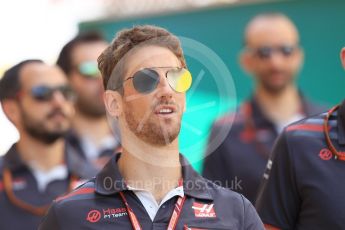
[247,44,299,59]
[113,66,192,94]
[25,85,75,102]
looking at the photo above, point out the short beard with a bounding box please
[25,125,65,144]
[124,103,181,146]
[259,72,294,95]
[261,81,290,95]
[20,107,68,144]
[76,96,106,118]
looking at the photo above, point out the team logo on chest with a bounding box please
[86,207,128,223]
[192,202,216,218]
[86,210,101,223]
[319,148,332,161]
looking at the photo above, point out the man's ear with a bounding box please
[1,100,20,126]
[296,47,305,67]
[239,50,253,74]
[340,47,345,69]
[104,90,123,119]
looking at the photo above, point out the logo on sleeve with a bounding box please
[192,202,216,218]
[319,148,332,161]
[86,210,101,223]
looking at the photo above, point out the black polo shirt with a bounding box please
[202,96,325,204]
[39,154,264,230]
[0,144,95,230]
[256,100,345,229]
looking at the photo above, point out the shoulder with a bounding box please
[203,178,263,228]
[211,111,246,135]
[284,111,328,139]
[203,178,250,208]
[53,179,96,207]
[304,99,329,116]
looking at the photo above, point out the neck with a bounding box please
[72,110,112,146]
[17,134,65,172]
[255,84,302,124]
[118,133,182,203]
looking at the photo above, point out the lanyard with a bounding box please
[119,190,186,230]
[241,102,272,158]
[2,167,77,216]
[324,104,345,160]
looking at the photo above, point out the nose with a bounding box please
[51,91,69,106]
[155,72,174,99]
[268,52,286,68]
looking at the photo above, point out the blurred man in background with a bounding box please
[57,32,120,170]
[0,60,92,229]
[203,13,325,204]
[256,47,345,229]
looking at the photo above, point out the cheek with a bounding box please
[22,103,46,122]
[86,80,103,91]
[250,62,265,73]
[290,57,302,71]
[177,94,186,111]
[64,103,75,117]
[124,93,153,118]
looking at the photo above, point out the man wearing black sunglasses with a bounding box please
[203,13,325,204]
[0,60,93,229]
[57,31,120,172]
[40,25,264,229]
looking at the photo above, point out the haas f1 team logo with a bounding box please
[192,202,216,218]
[86,210,101,223]
[319,148,332,161]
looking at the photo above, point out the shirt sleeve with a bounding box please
[39,202,61,230]
[255,131,300,229]
[242,195,265,230]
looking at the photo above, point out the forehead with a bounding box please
[246,17,299,47]
[72,41,108,64]
[124,45,181,74]
[20,63,68,89]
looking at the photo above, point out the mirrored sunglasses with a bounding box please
[77,61,100,78]
[115,67,192,94]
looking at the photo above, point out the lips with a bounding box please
[47,109,67,119]
[154,105,177,116]
[159,108,173,114]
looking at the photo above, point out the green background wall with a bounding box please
[80,0,345,172]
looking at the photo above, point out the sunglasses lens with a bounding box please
[257,47,272,59]
[58,86,75,101]
[78,61,100,78]
[280,45,295,56]
[255,45,296,59]
[31,86,52,101]
[132,69,159,93]
[31,85,75,101]
[167,68,192,93]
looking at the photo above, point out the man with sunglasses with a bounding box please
[40,25,264,229]
[0,60,93,229]
[57,31,120,171]
[203,13,325,204]
[256,47,345,229]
